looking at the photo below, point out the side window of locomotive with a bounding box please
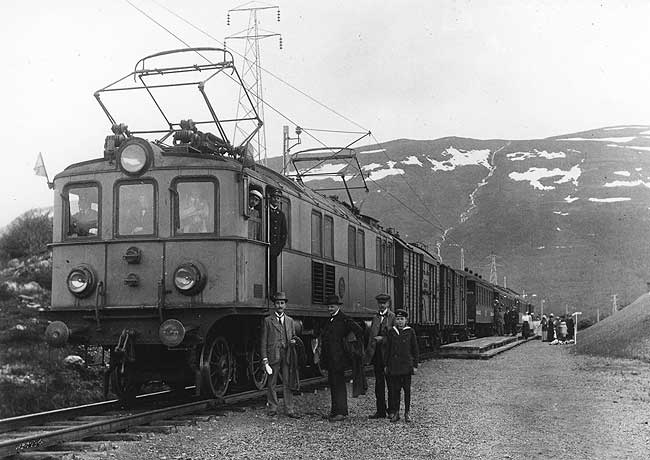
[117,182,155,236]
[175,181,215,235]
[66,185,100,238]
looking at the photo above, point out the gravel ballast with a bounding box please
[111,340,650,459]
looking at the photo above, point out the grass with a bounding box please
[0,295,105,417]
[574,292,650,363]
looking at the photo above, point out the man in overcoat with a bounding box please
[365,293,396,419]
[320,294,363,421]
[267,186,287,295]
[260,291,300,418]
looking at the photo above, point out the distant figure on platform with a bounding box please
[547,313,556,342]
[385,309,419,423]
[558,317,568,341]
[260,291,300,418]
[541,315,548,342]
[521,311,531,339]
[566,315,575,340]
[365,293,396,419]
[496,306,505,336]
[319,294,363,422]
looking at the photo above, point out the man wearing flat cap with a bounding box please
[261,292,300,418]
[319,294,363,421]
[365,293,396,419]
[267,186,287,295]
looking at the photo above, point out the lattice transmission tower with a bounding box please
[226,4,282,165]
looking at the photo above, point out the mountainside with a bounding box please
[268,125,650,319]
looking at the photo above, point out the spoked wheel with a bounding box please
[199,336,233,397]
[247,345,268,390]
[110,362,141,402]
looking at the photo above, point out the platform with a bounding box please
[437,334,539,359]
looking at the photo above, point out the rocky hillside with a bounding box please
[269,125,650,319]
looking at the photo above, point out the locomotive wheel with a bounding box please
[199,336,233,397]
[247,346,267,390]
[110,363,141,402]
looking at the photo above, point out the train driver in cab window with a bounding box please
[179,185,211,233]
[69,188,99,237]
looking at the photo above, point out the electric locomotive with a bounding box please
[43,48,533,401]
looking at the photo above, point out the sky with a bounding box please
[2,0,650,228]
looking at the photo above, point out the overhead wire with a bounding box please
[125,0,464,249]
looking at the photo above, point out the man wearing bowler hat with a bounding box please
[267,186,287,295]
[261,291,300,418]
[319,294,363,421]
[365,293,396,419]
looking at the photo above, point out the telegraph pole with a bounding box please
[460,247,465,271]
[489,254,497,285]
[612,294,618,316]
[503,276,507,289]
[226,4,282,165]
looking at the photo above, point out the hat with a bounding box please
[272,291,288,302]
[249,189,263,200]
[325,294,342,305]
[550,313,554,317]
[266,186,283,197]
[395,309,408,318]
[375,293,391,302]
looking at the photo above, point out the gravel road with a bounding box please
[111,340,650,459]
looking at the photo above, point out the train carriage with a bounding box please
[464,269,495,338]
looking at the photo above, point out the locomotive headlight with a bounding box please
[118,138,152,176]
[66,265,97,298]
[159,319,186,347]
[173,262,206,296]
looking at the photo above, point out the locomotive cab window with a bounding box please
[116,182,156,236]
[65,185,100,238]
[174,179,217,235]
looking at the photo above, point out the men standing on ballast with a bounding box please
[365,293,396,419]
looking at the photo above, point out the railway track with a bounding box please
[0,376,329,459]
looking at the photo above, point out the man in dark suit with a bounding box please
[267,186,287,295]
[365,293,396,419]
[261,291,300,418]
[320,294,362,422]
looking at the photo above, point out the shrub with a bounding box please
[0,210,52,261]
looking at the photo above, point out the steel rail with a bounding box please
[0,376,327,458]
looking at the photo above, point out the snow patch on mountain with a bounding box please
[300,163,348,182]
[362,163,382,171]
[559,136,637,143]
[553,211,569,216]
[564,195,579,203]
[425,147,491,171]
[614,171,631,177]
[588,197,631,203]
[507,150,566,161]
[402,156,423,166]
[508,164,581,191]
[604,180,650,188]
[367,161,405,181]
[359,148,386,155]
